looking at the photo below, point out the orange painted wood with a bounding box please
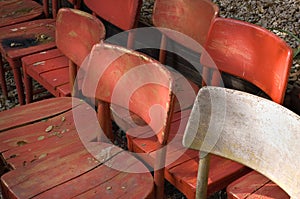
[24,49,68,74]
[57,83,72,97]
[167,155,249,199]
[201,18,293,104]
[1,142,121,198]
[0,97,81,132]
[1,101,95,168]
[0,98,154,198]
[1,141,153,198]
[227,171,289,199]
[0,105,78,153]
[0,0,43,28]
[39,67,69,95]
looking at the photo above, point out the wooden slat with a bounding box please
[4,132,81,169]
[167,155,249,198]
[0,97,82,132]
[247,181,289,199]
[22,48,64,65]
[227,171,289,199]
[2,142,154,198]
[1,142,123,198]
[0,0,43,27]
[26,55,68,75]
[227,171,270,199]
[0,105,77,153]
[39,67,69,88]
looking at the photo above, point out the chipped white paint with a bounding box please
[10,28,18,32]
[33,61,45,66]
[183,86,300,198]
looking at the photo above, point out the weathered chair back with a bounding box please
[183,86,300,199]
[83,0,142,48]
[56,8,105,67]
[152,0,219,62]
[201,18,293,104]
[81,43,175,145]
[55,8,105,93]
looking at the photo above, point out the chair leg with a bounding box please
[8,59,25,105]
[23,66,33,104]
[0,54,8,100]
[154,147,167,199]
[127,31,136,49]
[159,34,167,65]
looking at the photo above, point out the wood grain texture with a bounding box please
[0,98,154,198]
[0,0,43,27]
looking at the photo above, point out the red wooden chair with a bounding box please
[0,0,46,100]
[0,42,158,198]
[182,86,300,199]
[0,0,81,105]
[22,0,142,103]
[201,17,292,104]
[152,0,219,64]
[196,17,292,198]
[23,5,105,103]
[123,17,293,199]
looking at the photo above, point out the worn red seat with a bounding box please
[22,0,142,102]
[0,0,82,105]
[0,42,160,198]
[124,17,293,199]
[182,87,300,199]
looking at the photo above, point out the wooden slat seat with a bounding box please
[0,99,153,198]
